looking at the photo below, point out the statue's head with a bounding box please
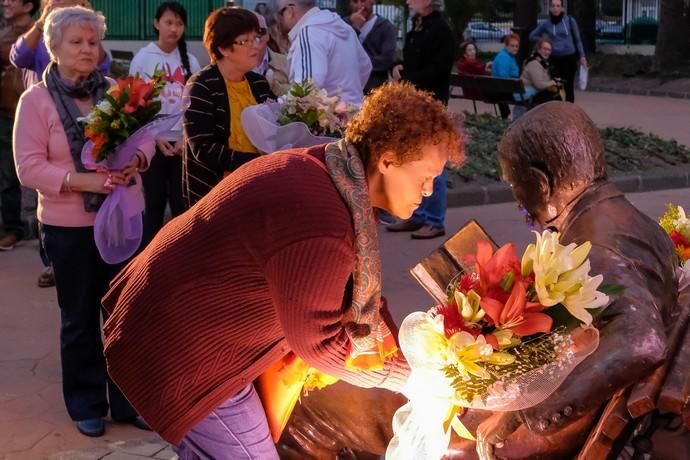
[498,102,607,227]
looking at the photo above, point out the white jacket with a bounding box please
[287,8,372,105]
[129,43,201,140]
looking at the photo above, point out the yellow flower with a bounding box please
[454,289,485,326]
[522,230,608,325]
[110,119,121,130]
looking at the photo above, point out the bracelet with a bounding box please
[65,172,72,193]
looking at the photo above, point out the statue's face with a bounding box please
[499,156,549,227]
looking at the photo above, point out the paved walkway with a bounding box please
[449,89,690,147]
[1,187,689,459]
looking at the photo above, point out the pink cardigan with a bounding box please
[13,82,154,227]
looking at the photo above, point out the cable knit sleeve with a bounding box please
[264,235,410,393]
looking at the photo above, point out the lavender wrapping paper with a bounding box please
[81,112,182,264]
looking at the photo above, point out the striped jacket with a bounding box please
[182,64,274,207]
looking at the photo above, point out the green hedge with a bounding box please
[91,0,226,40]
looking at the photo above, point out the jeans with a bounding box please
[140,148,186,249]
[179,384,279,460]
[41,224,136,421]
[411,170,446,228]
[0,116,24,239]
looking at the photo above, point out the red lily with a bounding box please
[480,279,552,339]
[467,240,523,303]
[670,230,690,248]
[124,78,155,114]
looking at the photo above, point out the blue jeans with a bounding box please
[411,170,446,228]
[0,116,24,239]
[41,224,136,421]
[179,384,279,460]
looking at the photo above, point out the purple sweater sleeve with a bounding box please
[9,36,35,70]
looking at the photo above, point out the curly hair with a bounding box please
[346,82,464,169]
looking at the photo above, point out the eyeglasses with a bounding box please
[279,3,295,17]
[233,35,262,47]
[258,27,267,36]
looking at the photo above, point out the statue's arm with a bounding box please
[518,248,668,433]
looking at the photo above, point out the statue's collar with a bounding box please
[549,181,623,233]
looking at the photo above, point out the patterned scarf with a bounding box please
[43,62,110,212]
[324,139,398,370]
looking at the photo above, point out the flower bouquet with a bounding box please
[80,73,186,264]
[387,230,617,460]
[241,80,355,153]
[659,203,690,290]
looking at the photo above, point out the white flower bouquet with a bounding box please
[241,80,355,153]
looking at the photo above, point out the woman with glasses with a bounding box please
[181,7,274,207]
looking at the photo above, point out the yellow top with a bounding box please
[226,78,258,154]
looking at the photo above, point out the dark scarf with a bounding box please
[324,139,396,370]
[526,51,552,72]
[43,62,110,212]
[550,12,565,24]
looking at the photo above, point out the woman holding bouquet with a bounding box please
[102,82,463,458]
[182,7,274,207]
[13,6,151,437]
[129,1,201,247]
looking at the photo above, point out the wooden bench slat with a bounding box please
[627,294,690,418]
[577,387,631,460]
[658,318,690,414]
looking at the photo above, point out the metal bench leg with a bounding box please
[472,100,477,114]
[493,104,498,116]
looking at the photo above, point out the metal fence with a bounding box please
[466,0,659,45]
[91,0,226,40]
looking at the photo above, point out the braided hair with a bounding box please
[154,1,192,80]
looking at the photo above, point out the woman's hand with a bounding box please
[156,139,176,157]
[580,56,588,69]
[391,64,404,82]
[122,151,147,182]
[476,411,521,460]
[88,171,126,194]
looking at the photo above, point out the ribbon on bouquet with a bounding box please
[81,112,183,264]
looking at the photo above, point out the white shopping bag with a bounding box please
[578,65,588,91]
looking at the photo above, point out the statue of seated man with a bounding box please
[277,102,680,460]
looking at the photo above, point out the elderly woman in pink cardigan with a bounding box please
[13,6,152,438]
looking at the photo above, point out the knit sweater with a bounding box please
[102,145,410,444]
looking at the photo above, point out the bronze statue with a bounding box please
[277,102,680,460]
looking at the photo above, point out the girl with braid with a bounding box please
[129,1,200,248]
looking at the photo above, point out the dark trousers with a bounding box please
[411,170,447,228]
[0,116,24,239]
[498,103,511,120]
[550,53,578,103]
[41,224,136,422]
[140,148,186,249]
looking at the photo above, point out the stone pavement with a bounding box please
[1,188,689,460]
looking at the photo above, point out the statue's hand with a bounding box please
[476,411,521,460]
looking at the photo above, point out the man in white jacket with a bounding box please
[278,0,372,105]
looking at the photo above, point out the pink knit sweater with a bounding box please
[13,82,154,227]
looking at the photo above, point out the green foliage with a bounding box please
[445,329,564,405]
[450,112,690,184]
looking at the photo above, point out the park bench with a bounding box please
[577,285,690,459]
[449,74,530,115]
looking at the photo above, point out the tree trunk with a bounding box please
[571,0,597,54]
[336,0,349,16]
[514,0,540,64]
[654,0,690,69]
